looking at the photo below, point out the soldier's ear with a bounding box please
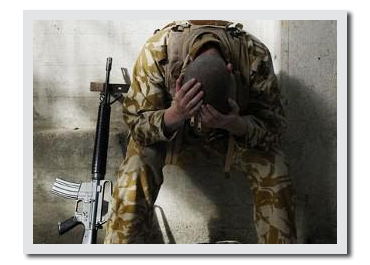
[226,63,233,73]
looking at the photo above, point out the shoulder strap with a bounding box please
[164,21,191,97]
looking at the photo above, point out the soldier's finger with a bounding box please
[178,78,197,98]
[201,105,213,121]
[200,112,209,125]
[175,75,184,92]
[228,98,240,113]
[200,106,211,122]
[182,82,202,105]
[189,100,203,116]
[186,90,204,110]
[206,104,222,119]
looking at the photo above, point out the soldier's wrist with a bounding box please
[164,107,183,132]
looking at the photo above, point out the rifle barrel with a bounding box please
[91,58,112,177]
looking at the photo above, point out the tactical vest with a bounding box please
[162,20,250,115]
[162,20,251,174]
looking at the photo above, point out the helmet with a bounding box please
[183,53,233,115]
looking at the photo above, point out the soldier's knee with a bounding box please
[117,139,166,187]
[142,142,166,168]
[237,147,289,178]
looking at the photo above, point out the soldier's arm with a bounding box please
[122,30,175,146]
[239,40,286,150]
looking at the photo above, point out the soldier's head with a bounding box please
[183,45,234,114]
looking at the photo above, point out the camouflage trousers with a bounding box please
[104,134,297,244]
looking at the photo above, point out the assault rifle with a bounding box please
[51,58,128,244]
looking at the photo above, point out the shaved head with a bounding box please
[183,52,233,114]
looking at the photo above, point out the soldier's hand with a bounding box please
[164,75,204,132]
[200,98,247,137]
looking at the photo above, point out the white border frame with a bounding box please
[23,10,347,254]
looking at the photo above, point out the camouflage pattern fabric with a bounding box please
[104,21,296,244]
[233,145,297,243]
[104,139,166,243]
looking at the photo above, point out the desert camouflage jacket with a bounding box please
[122,22,286,151]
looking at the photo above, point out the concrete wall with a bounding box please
[280,21,337,243]
[33,20,337,244]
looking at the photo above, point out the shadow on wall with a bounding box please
[177,166,255,244]
[279,71,337,244]
[32,72,126,130]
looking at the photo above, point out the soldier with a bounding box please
[104,20,297,244]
